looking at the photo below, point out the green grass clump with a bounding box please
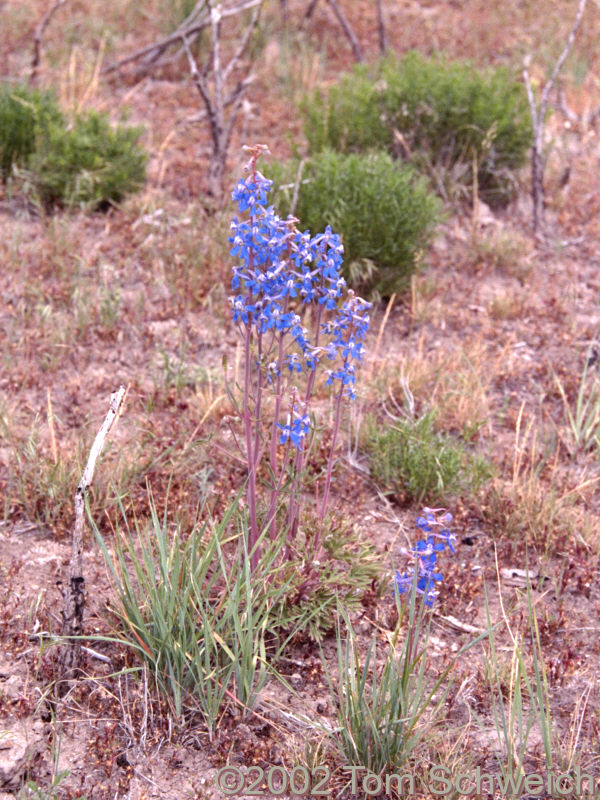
[322,596,488,783]
[0,84,62,180]
[364,412,492,505]
[29,109,147,210]
[303,51,532,206]
[93,493,380,731]
[323,610,441,778]
[266,150,441,297]
[93,497,290,734]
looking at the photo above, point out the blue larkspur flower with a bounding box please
[395,509,458,607]
[228,153,371,457]
[278,411,311,449]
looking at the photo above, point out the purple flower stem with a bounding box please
[316,378,345,552]
[243,319,259,572]
[287,305,324,540]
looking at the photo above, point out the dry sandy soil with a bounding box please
[1,0,600,797]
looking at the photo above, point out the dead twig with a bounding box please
[30,0,70,84]
[181,0,262,198]
[558,87,600,129]
[303,0,319,21]
[290,158,305,217]
[102,0,261,77]
[557,87,580,124]
[376,0,388,54]
[323,0,363,62]
[523,0,588,237]
[300,0,363,61]
[57,384,127,692]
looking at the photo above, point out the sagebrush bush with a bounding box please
[303,51,532,206]
[29,109,147,210]
[364,412,492,505]
[0,84,62,180]
[266,149,441,297]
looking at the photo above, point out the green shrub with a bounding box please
[266,150,441,297]
[0,84,62,180]
[29,109,147,210]
[0,83,147,209]
[303,51,532,206]
[364,412,492,505]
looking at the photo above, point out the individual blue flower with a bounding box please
[395,571,440,607]
[284,353,303,373]
[266,361,281,383]
[230,295,249,324]
[278,411,311,449]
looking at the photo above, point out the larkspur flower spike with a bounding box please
[228,149,371,451]
[395,508,457,607]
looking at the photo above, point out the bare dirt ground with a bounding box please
[1,0,600,797]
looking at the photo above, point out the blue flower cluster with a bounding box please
[229,155,371,444]
[395,509,457,607]
[278,409,311,448]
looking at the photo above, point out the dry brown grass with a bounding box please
[1,0,600,796]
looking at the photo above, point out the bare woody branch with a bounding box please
[376,0,388,54]
[540,0,588,112]
[324,0,363,62]
[557,87,580,124]
[301,0,363,61]
[30,0,70,84]
[558,87,600,129]
[102,0,261,76]
[57,385,127,692]
[182,0,262,198]
[523,0,588,236]
[303,0,319,22]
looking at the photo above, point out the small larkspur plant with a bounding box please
[228,144,371,568]
[395,508,457,606]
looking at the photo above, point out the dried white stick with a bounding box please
[58,385,126,688]
[222,0,262,83]
[300,0,362,60]
[559,87,600,129]
[209,2,224,150]
[558,87,579,124]
[290,159,305,217]
[81,646,113,665]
